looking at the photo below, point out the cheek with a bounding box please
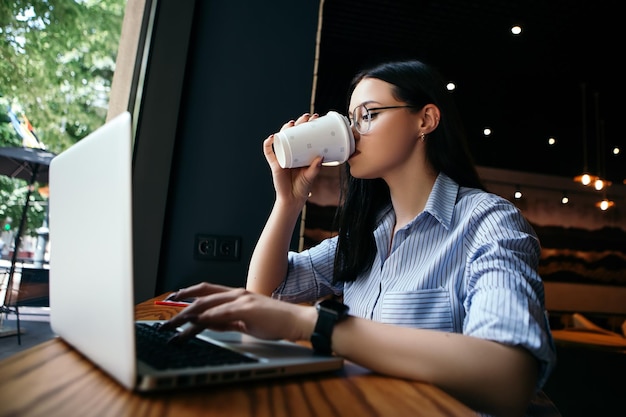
[349,117,420,176]
[364,121,417,158]
[350,133,417,178]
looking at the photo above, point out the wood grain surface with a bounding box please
[0,295,476,417]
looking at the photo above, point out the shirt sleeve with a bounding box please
[271,236,343,303]
[462,196,557,390]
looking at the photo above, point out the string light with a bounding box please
[574,173,594,186]
[595,198,615,211]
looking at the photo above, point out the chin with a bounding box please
[348,165,371,180]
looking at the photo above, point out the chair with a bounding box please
[543,282,626,416]
[2,267,49,345]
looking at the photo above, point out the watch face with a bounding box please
[317,299,349,318]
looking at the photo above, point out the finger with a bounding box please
[166,321,203,344]
[165,297,245,343]
[159,287,246,331]
[293,113,311,126]
[263,135,276,158]
[303,156,323,183]
[160,284,235,330]
[263,135,284,169]
[168,319,245,345]
[158,310,198,333]
[171,282,233,301]
[280,119,295,131]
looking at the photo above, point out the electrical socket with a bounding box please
[195,234,241,261]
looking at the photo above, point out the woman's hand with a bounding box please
[159,282,317,343]
[264,113,324,206]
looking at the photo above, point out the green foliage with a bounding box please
[0,176,47,238]
[0,0,125,152]
[0,0,125,244]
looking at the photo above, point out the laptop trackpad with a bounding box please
[198,330,318,359]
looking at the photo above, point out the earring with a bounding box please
[420,132,426,142]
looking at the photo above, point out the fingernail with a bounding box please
[158,321,174,331]
[167,334,185,345]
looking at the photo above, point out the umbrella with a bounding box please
[0,146,56,184]
[0,146,56,339]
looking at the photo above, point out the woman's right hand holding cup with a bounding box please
[263,113,323,207]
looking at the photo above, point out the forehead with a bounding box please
[349,78,396,110]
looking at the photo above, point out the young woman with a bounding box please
[161,60,557,417]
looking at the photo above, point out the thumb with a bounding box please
[303,156,323,184]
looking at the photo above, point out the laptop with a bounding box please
[48,111,343,392]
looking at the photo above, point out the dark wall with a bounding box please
[132,0,196,304]
[150,1,321,294]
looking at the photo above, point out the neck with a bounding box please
[387,168,438,231]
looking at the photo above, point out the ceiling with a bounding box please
[314,0,624,185]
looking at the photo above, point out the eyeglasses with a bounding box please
[350,104,419,134]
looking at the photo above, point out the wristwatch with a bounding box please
[310,298,349,355]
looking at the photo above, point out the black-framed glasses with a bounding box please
[350,104,419,134]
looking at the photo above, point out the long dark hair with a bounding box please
[332,60,485,283]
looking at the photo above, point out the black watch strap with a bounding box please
[310,299,349,355]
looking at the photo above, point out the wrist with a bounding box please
[310,299,349,355]
[273,198,306,219]
[302,305,318,341]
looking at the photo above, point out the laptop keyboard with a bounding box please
[136,322,258,370]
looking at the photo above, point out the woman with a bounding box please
[161,60,557,417]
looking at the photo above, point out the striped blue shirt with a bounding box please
[274,173,556,392]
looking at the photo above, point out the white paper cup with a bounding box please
[273,111,355,168]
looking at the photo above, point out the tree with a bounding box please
[0,0,125,245]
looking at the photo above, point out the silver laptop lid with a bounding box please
[49,111,137,389]
[49,111,343,392]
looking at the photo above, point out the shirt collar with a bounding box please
[422,172,458,230]
[377,172,460,233]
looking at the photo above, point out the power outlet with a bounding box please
[195,235,241,261]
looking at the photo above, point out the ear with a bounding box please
[419,104,441,134]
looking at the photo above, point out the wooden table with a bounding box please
[0,295,476,417]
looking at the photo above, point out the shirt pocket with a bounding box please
[381,288,454,331]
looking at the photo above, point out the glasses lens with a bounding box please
[354,104,370,134]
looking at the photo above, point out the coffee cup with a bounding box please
[273,111,355,168]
